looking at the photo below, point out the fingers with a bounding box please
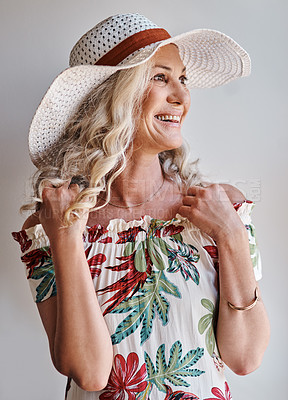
[182,185,202,206]
[178,205,191,216]
[187,186,200,196]
[184,184,229,204]
[41,179,81,211]
[182,185,219,206]
[182,196,194,206]
[42,178,80,192]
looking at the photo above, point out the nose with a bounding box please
[167,81,190,108]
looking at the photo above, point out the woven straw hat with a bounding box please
[29,13,251,167]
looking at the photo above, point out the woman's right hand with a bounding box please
[34,179,113,390]
[39,180,88,240]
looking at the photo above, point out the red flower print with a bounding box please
[116,227,145,244]
[99,237,113,244]
[164,384,199,400]
[87,253,106,278]
[212,353,224,372]
[205,382,232,400]
[203,245,219,272]
[233,202,242,212]
[12,230,32,253]
[97,249,152,315]
[233,200,253,212]
[154,224,184,238]
[21,247,51,278]
[100,353,147,400]
[162,225,184,237]
[87,225,110,243]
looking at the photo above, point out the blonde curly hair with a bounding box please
[21,60,202,225]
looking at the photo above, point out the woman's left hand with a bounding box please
[178,184,245,241]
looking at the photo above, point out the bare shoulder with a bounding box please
[22,212,40,230]
[219,183,246,204]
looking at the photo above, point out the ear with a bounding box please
[219,183,246,204]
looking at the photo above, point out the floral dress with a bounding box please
[12,201,262,400]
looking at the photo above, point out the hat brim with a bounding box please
[29,29,251,167]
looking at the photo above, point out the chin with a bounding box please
[163,137,183,151]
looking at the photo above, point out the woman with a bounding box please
[13,13,270,400]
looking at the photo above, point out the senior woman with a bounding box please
[13,13,269,400]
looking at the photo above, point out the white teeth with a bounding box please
[155,115,181,122]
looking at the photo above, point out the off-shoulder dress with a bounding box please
[12,201,261,400]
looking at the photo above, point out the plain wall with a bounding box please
[1,0,287,399]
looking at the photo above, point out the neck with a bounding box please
[110,153,164,207]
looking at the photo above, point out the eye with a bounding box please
[153,73,168,84]
[179,75,188,86]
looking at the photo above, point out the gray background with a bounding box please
[1,0,287,399]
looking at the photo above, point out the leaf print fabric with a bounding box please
[87,253,106,278]
[163,385,199,400]
[110,271,180,345]
[144,341,205,392]
[198,299,216,356]
[167,241,200,283]
[13,204,261,399]
[97,218,203,346]
[97,250,152,316]
[246,223,261,269]
[204,382,232,400]
[203,245,219,272]
[12,230,32,253]
[87,225,112,243]
[21,246,56,303]
[116,227,146,244]
[100,353,147,400]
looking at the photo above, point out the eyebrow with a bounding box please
[154,64,186,73]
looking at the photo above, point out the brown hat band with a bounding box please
[95,28,171,66]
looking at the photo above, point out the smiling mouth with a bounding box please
[154,114,181,123]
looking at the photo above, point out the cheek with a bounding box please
[185,91,191,112]
[142,86,162,113]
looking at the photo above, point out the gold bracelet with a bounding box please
[227,287,259,311]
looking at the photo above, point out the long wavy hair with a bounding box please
[21,60,202,225]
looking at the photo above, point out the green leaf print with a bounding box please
[147,237,166,270]
[198,314,213,335]
[246,224,261,269]
[111,271,181,345]
[205,326,215,357]
[171,232,183,242]
[35,262,56,301]
[201,298,214,314]
[145,350,156,376]
[122,218,186,274]
[144,341,205,392]
[22,247,56,303]
[198,299,216,356]
[134,241,148,272]
[123,241,136,257]
[136,382,153,400]
[250,244,260,268]
[167,240,200,284]
[153,236,170,257]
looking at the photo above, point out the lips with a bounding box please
[154,114,181,123]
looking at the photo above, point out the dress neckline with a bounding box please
[86,213,188,232]
[86,200,253,232]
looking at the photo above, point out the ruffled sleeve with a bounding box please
[12,225,57,303]
[235,201,262,281]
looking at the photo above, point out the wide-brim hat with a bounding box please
[29,13,251,168]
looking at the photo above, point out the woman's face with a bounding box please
[134,44,191,154]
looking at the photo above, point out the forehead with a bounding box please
[152,44,185,71]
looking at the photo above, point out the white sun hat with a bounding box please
[29,13,251,168]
